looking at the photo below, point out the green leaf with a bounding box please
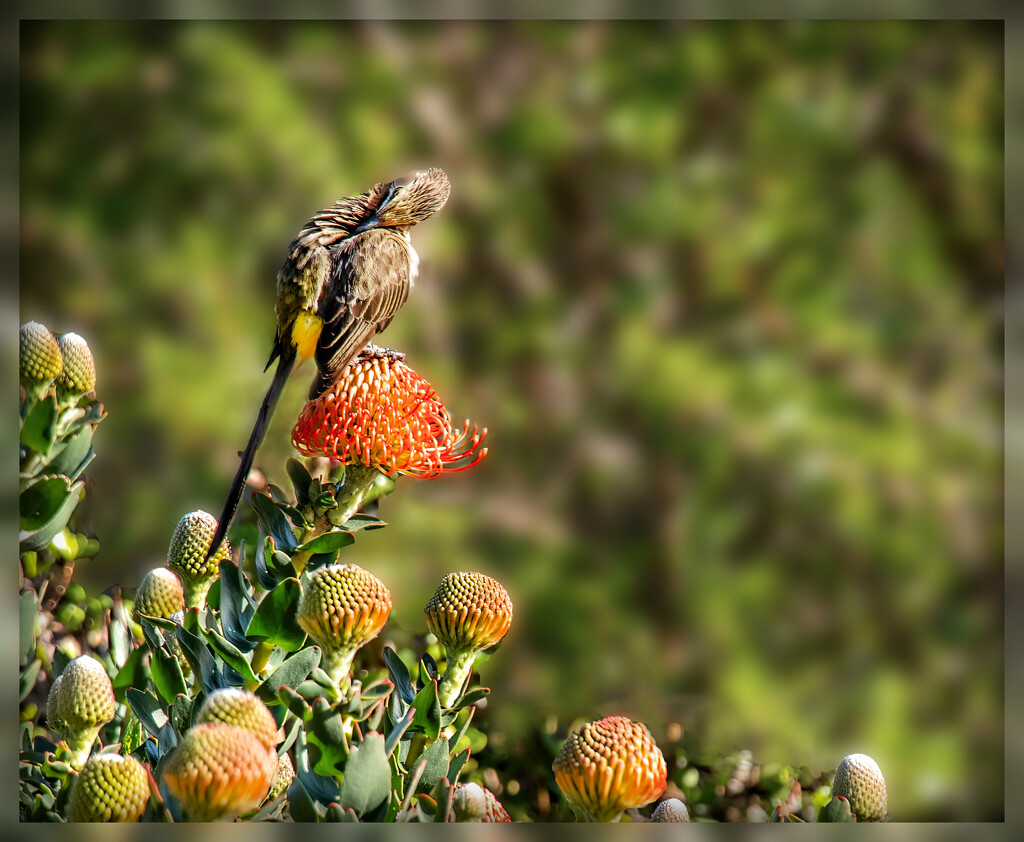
[453,687,490,711]
[447,747,470,786]
[287,778,319,823]
[257,647,321,705]
[108,614,130,669]
[20,659,42,702]
[296,531,355,555]
[278,685,312,720]
[339,732,391,818]
[20,589,38,662]
[254,535,284,590]
[20,394,58,454]
[42,424,94,482]
[126,689,169,739]
[218,560,256,650]
[294,727,340,805]
[19,479,84,553]
[416,736,450,794]
[150,648,188,704]
[245,578,307,651]
[307,699,350,776]
[411,681,441,741]
[112,646,149,702]
[432,777,454,822]
[383,646,416,705]
[120,713,145,756]
[286,458,314,508]
[341,514,388,532]
[325,803,360,822]
[385,707,415,758]
[818,795,857,822]
[175,621,225,694]
[200,626,259,684]
[170,695,195,737]
[251,491,299,553]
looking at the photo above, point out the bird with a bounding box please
[205,168,451,561]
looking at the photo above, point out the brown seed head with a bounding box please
[132,567,184,620]
[424,572,513,655]
[163,723,276,821]
[196,688,279,751]
[59,656,116,732]
[552,715,667,822]
[69,753,150,822]
[166,511,230,603]
[832,753,887,821]
[297,563,392,653]
[20,321,63,387]
[58,332,96,393]
[452,782,512,822]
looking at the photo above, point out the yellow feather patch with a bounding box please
[291,313,323,362]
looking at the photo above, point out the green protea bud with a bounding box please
[552,716,667,822]
[163,723,276,821]
[195,688,279,752]
[57,332,96,394]
[296,563,392,688]
[68,752,150,822]
[651,798,690,822]
[57,656,116,769]
[132,567,184,621]
[166,510,230,610]
[267,751,294,802]
[47,674,67,736]
[20,321,63,396]
[424,571,513,708]
[832,753,888,822]
[452,782,512,822]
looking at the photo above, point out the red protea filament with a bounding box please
[292,353,488,478]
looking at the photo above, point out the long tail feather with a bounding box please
[205,351,296,561]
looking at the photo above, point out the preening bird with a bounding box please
[206,168,451,560]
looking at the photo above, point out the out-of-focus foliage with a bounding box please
[20,20,1002,820]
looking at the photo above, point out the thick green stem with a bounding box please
[64,725,101,770]
[247,641,276,687]
[438,648,477,709]
[321,646,357,692]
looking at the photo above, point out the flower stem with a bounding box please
[438,648,476,709]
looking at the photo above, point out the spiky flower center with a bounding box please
[133,567,184,620]
[552,716,667,821]
[196,688,279,752]
[69,753,150,822]
[832,753,887,821]
[424,571,513,654]
[291,351,487,478]
[297,563,392,653]
[20,321,63,385]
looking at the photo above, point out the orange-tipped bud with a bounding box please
[552,716,667,822]
[196,688,279,752]
[297,563,392,685]
[132,567,184,621]
[69,753,150,822]
[163,723,276,821]
[424,571,513,655]
[166,511,230,609]
[651,798,690,822]
[452,782,512,822]
[832,753,888,822]
[57,332,96,393]
[20,321,63,389]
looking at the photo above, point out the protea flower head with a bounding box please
[132,567,184,621]
[57,656,116,769]
[69,752,150,822]
[291,349,488,479]
[424,571,513,708]
[267,752,295,802]
[651,798,691,822]
[452,782,512,822]
[163,723,277,822]
[57,332,97,394]
[20,321,63,394]
[832,753,888,822]
[166,510,231,610]
[196,688,280,752]
[296,563,392,687]
[552,715,667,822]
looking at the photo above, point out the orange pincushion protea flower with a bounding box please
[552,715,667,822]
[291,350,487,478]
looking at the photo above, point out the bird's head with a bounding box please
[359,168,451,232]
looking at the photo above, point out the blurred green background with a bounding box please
[20,20,1002,820]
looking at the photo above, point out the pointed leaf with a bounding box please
[416,736,450,794]
[411,681,441,741]
[150,648,188,704]
[383,646,416,705]
[112,646,149,702]
[447,747,470,786]
[257,647,321,705]
[286,458,314,508]
[339,732,391,817]
[245,577,307,651]
[818,795,857,822]
[201,625,259,684]
[217,560,253,649]
[341,514,388,532]
[296,531,355,555]
[254,534,282,590]
[42,424,94,481]
[250,491,299,552]
[286,778,319,823]
[20,394,58,454]
[175,622,224,693]
[126,689,168,739]
[384,707,415,758]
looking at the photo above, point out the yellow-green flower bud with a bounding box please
[166,510,230,610]
[552,715,667,822]
[452,782,512,822]
[267,751,294,802]
[57,332,96,394]
[132,567,184,621]
[163,723,276,821]
[832,753,888,822]
[20,321,63,393]
[651,798,690,822]
[69,753,150,822]
[195,688,279,752]
[57,656,116,769]
[297,563,392,688]
[424,572,513,708]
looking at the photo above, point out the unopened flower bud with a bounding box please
[832,753,888,822]
[57,656,116,769]
[424,571,513,708]
[69,753,150,822]
[166,511,230,610]
[196,688,279,752]
[132,567,184,621]
[651,798,690,822]
[20,321,63,393]
[552,715,667,822]
[452,782,512,822]
[57,332,96,394]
